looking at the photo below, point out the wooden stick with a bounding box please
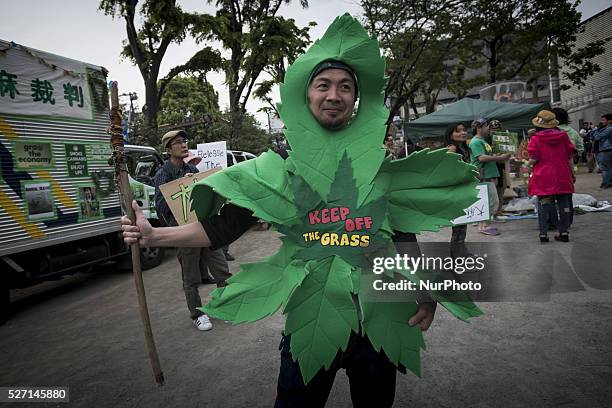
[109,81,165,386]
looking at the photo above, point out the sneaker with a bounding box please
[194,314,213,331]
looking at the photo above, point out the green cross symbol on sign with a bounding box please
[170,183,192,223]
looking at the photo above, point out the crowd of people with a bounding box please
[156,102,611,334]
[384,109,612,244]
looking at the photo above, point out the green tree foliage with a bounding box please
[463,0,607,89]
[158,75,220,145]
[205,111,270,154]
[190,0,313,144]
[99,0,221,132]
[363,0,608,118]
[362,0,470,120]
[155,75,269,153]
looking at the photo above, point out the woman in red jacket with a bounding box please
[528,110,576,242]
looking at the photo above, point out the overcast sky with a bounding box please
[2,0,610,126]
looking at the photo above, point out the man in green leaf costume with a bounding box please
[122,14,482,407]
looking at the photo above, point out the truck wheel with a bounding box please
[140,246,165,270]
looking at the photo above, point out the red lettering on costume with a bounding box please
[330,207,340,223]
[308,211,320,225]
[321,208,330,224]
[339,207,350,220]
[355,218,364,230]
[345,218,355,232]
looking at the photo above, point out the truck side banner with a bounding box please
[0,42,93,120]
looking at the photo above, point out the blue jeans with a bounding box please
[537,194,572,236]
[274,332,398,408]
[597,151,612,186]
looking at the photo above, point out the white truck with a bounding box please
[0,40,164,323]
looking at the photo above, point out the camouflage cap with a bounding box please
[161,130,187,148]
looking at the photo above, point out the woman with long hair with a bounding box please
[444,123,473,257]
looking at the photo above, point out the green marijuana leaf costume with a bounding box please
[191,14,483,383]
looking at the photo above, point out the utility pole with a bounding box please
[120,92,138,142]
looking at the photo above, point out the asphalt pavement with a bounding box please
[1,170,611,408]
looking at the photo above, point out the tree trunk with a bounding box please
[144,78,159,142]
[425,93,437,114]
[488,42,497,84]
[229,105,243,149]
[408,96,418,118]
[386,95,407,125]
[531,79,539,103]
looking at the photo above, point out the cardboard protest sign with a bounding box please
[159,168,220,225]
[491,131,518,155]
[451,183,491,225]
[195,141,227,172]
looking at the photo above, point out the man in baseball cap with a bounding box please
[153,129,231,331]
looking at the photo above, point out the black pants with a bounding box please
[450,225,468,258]
[537,194,572,236]
[274,332,398,408]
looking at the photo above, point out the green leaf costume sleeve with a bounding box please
[190,13,483,384]
[370,149,480,233]
[191,150,300,225]
[201,240,307,324]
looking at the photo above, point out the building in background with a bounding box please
[559,6,612,127]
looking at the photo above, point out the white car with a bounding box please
[227,150,257,166]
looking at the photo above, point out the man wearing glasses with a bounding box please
[154,130,231,331]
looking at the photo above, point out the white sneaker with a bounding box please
[194,314,213,331]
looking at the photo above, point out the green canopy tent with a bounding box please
[404,98,549,141]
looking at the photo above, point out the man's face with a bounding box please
[476,124,489,137]
[167,136,189,160]
[307,68,356,130]
[602,116,611,127]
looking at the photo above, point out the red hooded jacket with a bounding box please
[527,129,575,196]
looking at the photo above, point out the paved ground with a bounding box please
[1,170,611,408]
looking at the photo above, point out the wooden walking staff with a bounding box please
[108,81,165,386]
